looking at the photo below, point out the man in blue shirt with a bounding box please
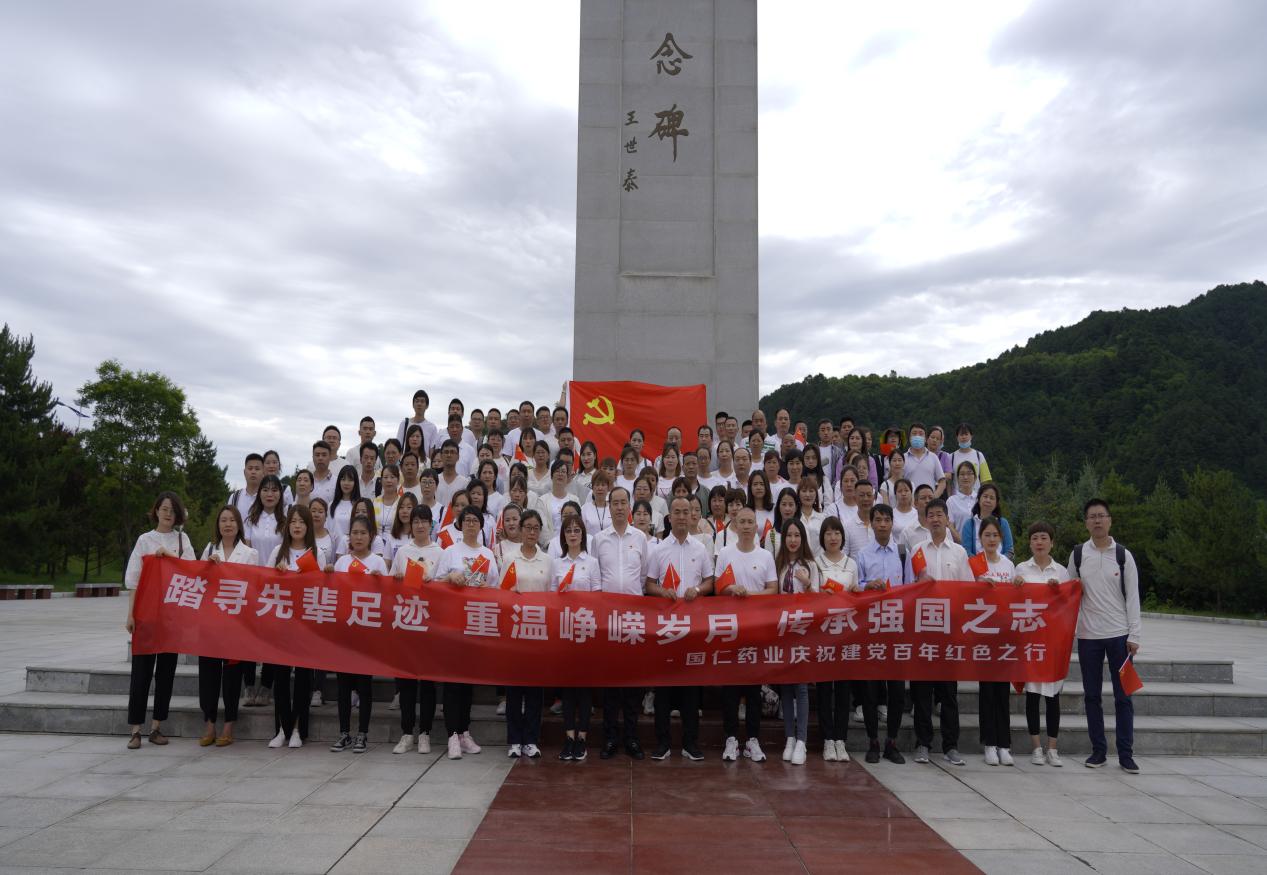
[856,504,907,765]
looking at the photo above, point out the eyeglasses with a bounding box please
[522,524,542,533]
[1086,513,1110,521]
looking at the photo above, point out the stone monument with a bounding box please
[572,0,758,417]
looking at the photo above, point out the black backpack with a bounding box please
[1071,542,1128,599]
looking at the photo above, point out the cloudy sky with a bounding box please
[3,0,1264,485]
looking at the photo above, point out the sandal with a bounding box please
[199,727,216,747]
[127,730,142,750]
[214,733,234,747]
[148,728,169,746]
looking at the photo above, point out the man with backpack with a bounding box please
[1068,498,1142,774]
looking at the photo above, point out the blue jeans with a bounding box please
[1078,636,1134,758]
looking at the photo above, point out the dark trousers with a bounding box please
[240,661,275,690]
[443,682,473,736]
[336,673,372,734]
[911,680,960,753]
[816,680,852,742]
[1079,635,1134,757]
[562,688,592,735]
[864,680,904,742]
[198,657,242,723]
[274,666,312,737]
[602,687,641,744]
[654,686,700,749]
[506,686,543,745]
[1026,692,1061,739]
[127,652,177,725]
[721,685,761,741]
[978,682,1012,748]
[398,679,436,736]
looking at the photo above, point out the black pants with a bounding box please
[274,666,312,737]
[816,680,852,742]
[336,673,372,734]
[128,652,177,725]
[1026,692,1060,739]
[654,686,699,749]
[443,683,473,736]
[602,687,641,744]
[562,688,592,735]
[240,661,275,690]
[721,685,761,741]
[506,686,543,745]
[978,682,1012,748]
[198,657,243,723]
[398,679,436,736]
[911,680,960,753]
[864,680,904,742]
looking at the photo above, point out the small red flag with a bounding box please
[911,547,927,578]
[440,503,456,530]
[715,564,736,593]
[500,561,518,591]
[714,517,727,533]
[795,424,806,443]
[295,549,319,573]
[437,529,454,549]
[470,553,490,575]
[557,563,576,592]
[1120,656,1144,696]
[822,577,844,594]
[514,445,527,462]
[968,552,989,578]
[662,563,681,596]
[880,442,895,457]
[760,519,773,543]
[403,559,424,589]
[348,558,368,574]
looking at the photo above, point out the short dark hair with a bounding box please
[1083,498,1110,518]
[412,389,430,404]
[312,440,331,454]
[925,498,948,516]
[150,491,187,526]
[447,414,462,425]
[323,424,341,437]
[244,453,264,466]
[359,416,375,427]
[870,503,893,522]
[359,442,379,460]
[1027,520,1055,539]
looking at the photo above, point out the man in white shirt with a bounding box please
[309,442,338,506]
[446,399,479,449]
[1067,498,1142,774]
[505,400,545,453]
[354,443,380,498]
[434,440,467,509]
[713,507,777,763]
[307,425,352,474]
[230,453,264,519]
[772,409,805,456]
[345,417,380,470]
[645,497,713,761]
[750,409,778,456]
[817,418,843,487]
[842,481,877,559]
[443,416,475,477]
[591,487,648,760]
[856,505,909,765]
[903,422,947,495]
[905,498,971,767]
[396,389,440,451]
[900,484,935,552]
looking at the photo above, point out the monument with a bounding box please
[571,0,758,418]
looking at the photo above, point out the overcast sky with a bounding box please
[3,0,1264,486]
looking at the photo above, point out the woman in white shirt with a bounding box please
[632,499,659,546]
[715,440,740,489]
[541,460,575,538]
[656,445,682,499]
[1013,520,1072,767]
[493,503,524,570]
[267,504,322,750]
[309,498,337,572]
[124,491,198,750]
[746,471,775,546]
[766,487,799,555]
[615,445,641,497]
[526,441,553,496]
[242,475,287,708]
[830,467,860,524]
[878,450,908,507]
[500,509,553,758]
[374,465,403,533]
[946,461,979,533]
[553,516,602,761]
[196,505,257,748]
[390,505,444,756]
[630,477,663,533]
[974,516,1017,767]
[628,429,655,471]
[889,479,919,543]
[814,516,858,762]
[763,451,789,495]
[783,449,805,495]
[803,445,836,507]
[575,440,599,496]
[582,472,613,535]
[328,467,360,541]
[329,515,389,755]
[796,479,827,558]
[381,492,418,564]
[464,482,497,547]
[403,423,429,469]
[774,519,821,766]
[292,469,314,509]
[476,461,507,518]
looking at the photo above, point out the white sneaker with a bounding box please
[642,691,655,715]
[984,746,1000,766]
[508,744,522,758]
[914,745,930,764]
[1031,747,1046,766]
[523,744,541,758]
[460,731,481,754]
[496,699,506,716]
[998,748,1014,766]
[823,741,837,762]
[783,737,795,761]
[1046,749,1062,767]
[393,734,415,755]
[388,692,400,711]
[268,730,286,749]
[744,738,767,762]
[447,733,462,759]
[418,734,431,754]
[791,740,807,765]
[288,730,302,749]
[835,740,850,762]
[722,736,739,761]
[310,691,323,707]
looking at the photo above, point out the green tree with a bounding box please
[182,435,229,552]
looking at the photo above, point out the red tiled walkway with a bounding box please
[455,753,980,874]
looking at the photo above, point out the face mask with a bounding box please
[958,440,972,450]
[910,436,925,450]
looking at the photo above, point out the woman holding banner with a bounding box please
[329,516,388,754]
[268,504,321,749]
[553,516,601,761]
[500,509,553,758]
[815,517,858,762]
[197,505,258,747]
[391,505,443,755]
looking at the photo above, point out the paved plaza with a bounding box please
[1,599,1267,872]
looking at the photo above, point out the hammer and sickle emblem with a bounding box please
[582,395,615,426]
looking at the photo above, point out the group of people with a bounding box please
[122,389,1144,774]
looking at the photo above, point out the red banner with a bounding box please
[567,380,707,463]
[134,557,1081,686]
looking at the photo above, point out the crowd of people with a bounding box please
[123,389,1144,774]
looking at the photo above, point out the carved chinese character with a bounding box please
[650,32,693,76]
[647,104,688,161]
[624,137,638,154]
[622,168,638,192]
[625,110,638,126]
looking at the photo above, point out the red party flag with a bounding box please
[437,529,454,549]
[795,424,806,443]
[715,564,736,593]
[911,547,927,578]
[714,517,727,533]
[822,577,844,594]
[568,380,706,465]
[470,554,490,575]
[968,552,989,578]
[348,558,368,574]
[295,549,319,573]
[403,559,424,589]
[440,503,456,530]
[760,519,773,543]
[557,563,576,592]
[500,561,518,591]
[880,442,895,457]
[1120,656,1144,696]
[662,563,681,596]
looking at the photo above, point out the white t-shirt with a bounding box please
[267,543,329,571]
[435,542,500,588]
[552,552,602,592]
[816,553,860,592]
[503,544,553,593]
[714,544,777,595]
[333,552,389,575]
[903,449,945,491]
[798,510,827,557]
[647,534,713,595]
[891,507,920,542]
[391,542,444,578]
[434,471,467,509]
[244,516,285,568]
[978,553,1016,584]
[124,529,198,590]
[946,492,977,533]
[582,500,613,535]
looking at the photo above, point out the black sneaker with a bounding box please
[865,740,881,764]
[573,738,588,761]
[352,733,368,753]
[682,746,705,762]
[1085,751,1108,768]
[883,741,905,764]
[626,739,646,760]
[1120,756,1140,774]
[651,744,672,761]
[600,739,619,760]
[558,738,575,761]
[329,733,353,752]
